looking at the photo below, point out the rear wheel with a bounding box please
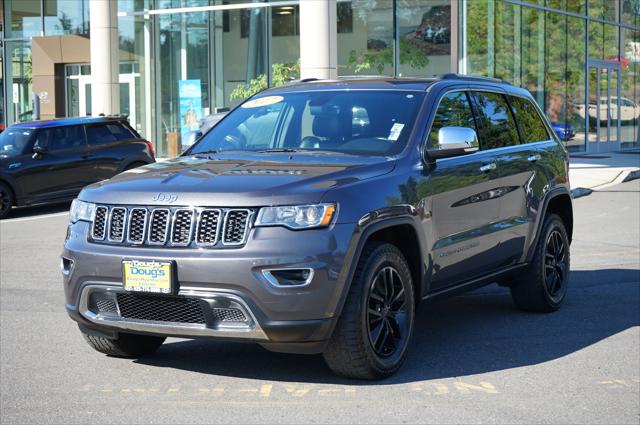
[323,243,415,380]
[511,214,570,312]
[81,330,165,358]
[0,182,14,219]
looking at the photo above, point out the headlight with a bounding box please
[255,203,336,229]
[69,199,95,223]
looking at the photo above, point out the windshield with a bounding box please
[189,91,424,156]
[0,127,34,159]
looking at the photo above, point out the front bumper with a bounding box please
[62,221,356,354]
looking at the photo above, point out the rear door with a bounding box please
[86,121,138,181]
[425,90,505,289]
[17,125,93,201]
[468,91,538,265]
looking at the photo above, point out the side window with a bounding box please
[35,125,85,151]
[86,123,118,145]
[106,123,136,141]
[428,91,476,148]
[470,92,520,150]
[509,96,550,143]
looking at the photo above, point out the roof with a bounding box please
[10,116,125,129]
[266,77,439,93]
[260,74,518,94]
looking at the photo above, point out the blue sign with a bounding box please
[178,80,202,149]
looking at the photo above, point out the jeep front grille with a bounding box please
[91,205,254,248]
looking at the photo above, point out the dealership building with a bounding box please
[1,0,638,156]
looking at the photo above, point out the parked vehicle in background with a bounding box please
[574,96,640,123]
[550,122,576,141]
[63,75,573,379]
[0,116,155,219]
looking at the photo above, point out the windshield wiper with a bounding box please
[192,149,220,156]
[256,148,300,153]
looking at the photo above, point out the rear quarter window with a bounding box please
[509,96,551,143]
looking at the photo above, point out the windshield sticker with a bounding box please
[241,95,284,109]
[388,123,405,141]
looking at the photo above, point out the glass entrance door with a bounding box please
[587,62,622,153]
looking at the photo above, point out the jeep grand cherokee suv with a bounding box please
[62,75,573,379]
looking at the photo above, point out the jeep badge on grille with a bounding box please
[152,193,178,203]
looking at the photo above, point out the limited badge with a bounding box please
[241,95,284,109]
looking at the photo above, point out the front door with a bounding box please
[587,61,622,153]
[422,91,504,290]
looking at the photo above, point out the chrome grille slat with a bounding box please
[108,207,127,242]
[171,209,195,246]
[148,209,170,245]
[91,205,253,248]
[127,208,148,244]
[195,209,221,246]
[223,209,252,246]
[91,206,108,240]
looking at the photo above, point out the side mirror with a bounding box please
[32,145,48,159]
[426,126,479,160]
[194,131,203,141]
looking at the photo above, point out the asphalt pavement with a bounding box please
[1,181,638,424]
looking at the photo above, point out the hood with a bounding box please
[79,152,396,207]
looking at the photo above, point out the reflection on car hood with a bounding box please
[79,153,396,207]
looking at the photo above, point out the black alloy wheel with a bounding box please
[0,183,13,219]
[367,266,409,358]
[544,229,567,301]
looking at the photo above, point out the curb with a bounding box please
[571,187,593,199]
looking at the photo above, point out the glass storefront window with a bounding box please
[3,0,42,38]
[338,0,394,76]
[621,29,639,149]
[44,0,90,36]
[118,0,151,138]
[588,0,618,22]
[397,0,452,77]
[589,22,619,61]
[622,0,639,26]
[4,41,33,124]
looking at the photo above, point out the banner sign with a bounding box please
[178,79,202,148]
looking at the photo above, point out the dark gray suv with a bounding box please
[62,75,573,379]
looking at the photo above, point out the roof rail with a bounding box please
[284,77,322,85]
[436,73,511,85]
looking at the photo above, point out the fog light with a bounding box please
[262,268,314,287]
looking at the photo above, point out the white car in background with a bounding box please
[575,96,640,123]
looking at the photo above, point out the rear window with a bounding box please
[509,96,550,143]
[470,92,520,150]
[87,122,135,145]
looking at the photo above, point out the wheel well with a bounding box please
[368,224,422,301]
[0,179,15,203]
[546,194,573,242]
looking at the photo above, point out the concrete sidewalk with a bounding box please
[569,149,640,197]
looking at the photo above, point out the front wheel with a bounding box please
[81,330,165,358]
[323,243,415,380]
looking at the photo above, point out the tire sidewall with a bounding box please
[357,246,415,374]
[0,182,13,219]
[538,215,571,309]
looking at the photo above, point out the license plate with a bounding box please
[122,260,173,294]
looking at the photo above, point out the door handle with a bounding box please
[527,154,542,162]
[479,163,497,172]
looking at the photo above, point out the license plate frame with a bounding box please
[122,259,176,295]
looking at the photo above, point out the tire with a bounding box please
[0,182,14,219]
[82,330,165,358]
[323,243,415,380]
[511,214,570,312]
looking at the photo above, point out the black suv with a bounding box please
[62,75,572,379]
[0,117,155,218]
